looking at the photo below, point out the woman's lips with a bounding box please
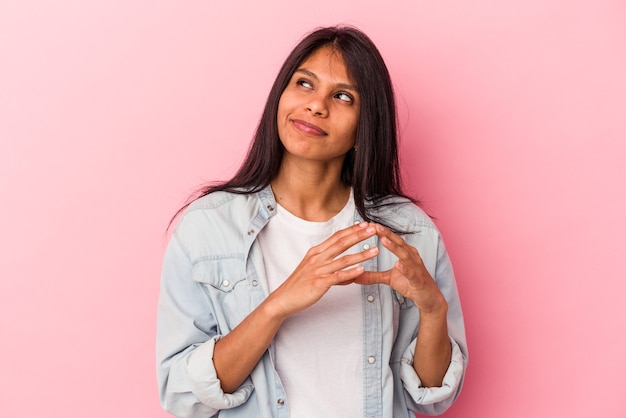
[291,119,327,136]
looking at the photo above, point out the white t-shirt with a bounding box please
[257,192,364,418]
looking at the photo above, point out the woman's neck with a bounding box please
[271,160,351,222]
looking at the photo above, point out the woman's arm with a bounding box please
[412,306,452,387]
[355,223,452,386]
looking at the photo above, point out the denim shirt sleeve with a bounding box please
[156,231,253,417]
[400,338,465,411]
[396,224,468,415]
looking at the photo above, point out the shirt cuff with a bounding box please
[186,335,254,410]
[399,337,465,405]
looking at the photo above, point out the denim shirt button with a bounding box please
[367,295,375,302]
[362,243,370,250]
[267,205,275,211]
[251,280,258,287]
[277,399,285,406]
[247,229,254,236]
[368,356,376,364]
[221,280,230,287]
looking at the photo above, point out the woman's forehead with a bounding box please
[296,46,357,87]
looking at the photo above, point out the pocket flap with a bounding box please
[191,257,246,291]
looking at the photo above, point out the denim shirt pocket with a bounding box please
[191,256,247,292]
[191,256,249,331]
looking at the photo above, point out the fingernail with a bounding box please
[369,247,379,254]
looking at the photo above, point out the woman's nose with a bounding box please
[305,93,328,117]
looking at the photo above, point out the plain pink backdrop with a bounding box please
[1,1,625,417]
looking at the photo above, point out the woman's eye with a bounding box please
[335,92,353,103]
[297,79,313,89]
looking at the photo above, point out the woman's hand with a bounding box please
[216,221,378,393]
[354,223,447,315]
[265,221,380,320]
[354,223,451,386]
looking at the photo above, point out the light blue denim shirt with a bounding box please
[157,186,468,418]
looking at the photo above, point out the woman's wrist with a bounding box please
[415,297,448,321]
[260,293,290,324]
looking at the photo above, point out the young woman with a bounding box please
[157,26,467,418]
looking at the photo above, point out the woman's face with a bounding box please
[277,46,360,166]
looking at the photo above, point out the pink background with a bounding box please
[1,1,625,417]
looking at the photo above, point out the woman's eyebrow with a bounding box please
[294,68,358,92]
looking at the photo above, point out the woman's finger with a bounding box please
[318,245,380,275]
[312,222,377,258]
[375,228,417,266]
[353,270,392,287]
